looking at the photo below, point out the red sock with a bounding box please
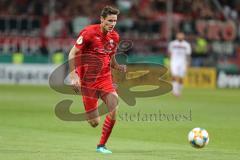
[98,115,116,146]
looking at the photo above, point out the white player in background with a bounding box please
[168,32,191,97]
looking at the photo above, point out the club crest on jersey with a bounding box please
[76,36,83,45]
[104,40,117,53]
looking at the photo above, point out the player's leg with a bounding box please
[170,64,180,96]
[172,76,179,96]
[86,108,100,128]
[177,65,187,96]
[96,92,118,154]
[176,77,183,95]
[81,86,100,127]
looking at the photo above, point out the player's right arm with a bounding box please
[186,42,192,68]
[68,30,89,91]
[68,46,80,91]
[111,55,127,72]
[167,41,173,58]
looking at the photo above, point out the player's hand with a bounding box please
[116,64,127,73]
[70,73,80,93]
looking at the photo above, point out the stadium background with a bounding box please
[0,0,240,160]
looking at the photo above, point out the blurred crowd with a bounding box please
[1,0,239,36]
[0,0,240,61]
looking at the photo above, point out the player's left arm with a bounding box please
[187,55,191,68]
[111,55,127,73]
[110,33,127,73]
[167,41,172,58]
[186,42,192,67]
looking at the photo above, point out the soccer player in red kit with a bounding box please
[68,6,126,154]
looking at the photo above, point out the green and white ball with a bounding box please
[188,127,209,148]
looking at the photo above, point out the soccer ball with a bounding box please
[188,127,209,148]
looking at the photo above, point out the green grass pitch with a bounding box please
[0,85,240,160]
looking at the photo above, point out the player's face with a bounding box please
[101,14,117,32]
[177,33,185,41]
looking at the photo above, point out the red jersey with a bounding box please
[74,24,119,84]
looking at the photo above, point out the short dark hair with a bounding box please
[101,6,120,18]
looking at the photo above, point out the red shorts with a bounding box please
[80,79,116,113]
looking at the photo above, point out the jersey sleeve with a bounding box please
[74,30,91,76]
[168,42,173,54]
[112,33,120,55]
[74,30,90,51]
[186,43,192,55]
[107,32,120,57]
[116,33,120,44]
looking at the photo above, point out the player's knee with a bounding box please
[89,121,99,128]
[88,118,100,128]
[90,122,99,128]
[108,102,118,114]
[109,93,119,108]
[104,92,119,112]
[111,98,119,108]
